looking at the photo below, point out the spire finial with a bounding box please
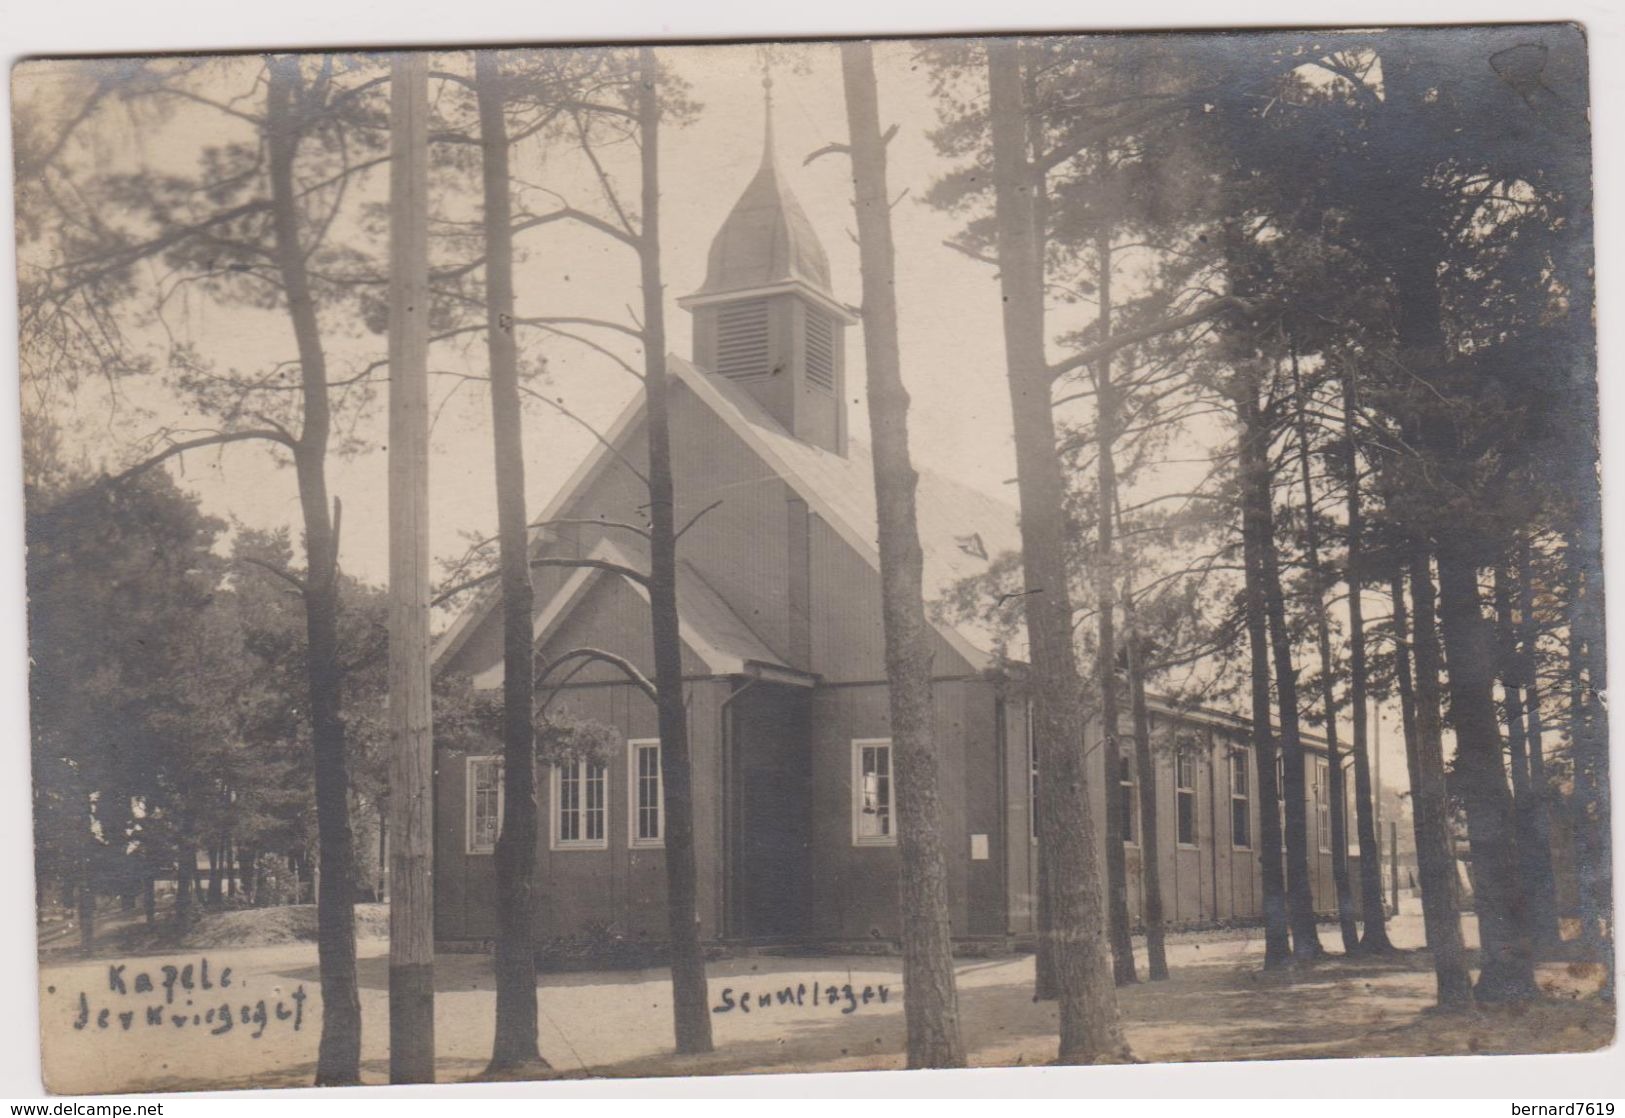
[759,48,776,167]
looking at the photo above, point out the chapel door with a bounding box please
[730,686,812,941]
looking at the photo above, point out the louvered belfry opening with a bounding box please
[691,292,847,455]
[715,298,773,382]
[803,307,835,393]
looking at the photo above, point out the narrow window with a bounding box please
[1176,751,1198,847]
[628,739,663,848]
[1315,757,1331,853]
[466,756,503,855]
[853,739,896,846]
[554,758,608,850]
[1119,755,1138,845]
[1231,750,1252,850]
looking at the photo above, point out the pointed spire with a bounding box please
[760,52,776,170]
[683,51,835,301]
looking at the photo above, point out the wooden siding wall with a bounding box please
[434,675,731,945]
[806,517,967,683]
[538,575,708,683]
[1004,705,1360,933]
[804,678,1007,942]
[442,384,979,689]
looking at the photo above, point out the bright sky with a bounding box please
[17,39,1416,805]
[27,43,1023,577]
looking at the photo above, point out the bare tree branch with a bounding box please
[237,554,306,594]
[431,554,650,608]
[536,516,650,539]
[674,499,723,540]
[1047,297,1257,381]
[535,646,657,706]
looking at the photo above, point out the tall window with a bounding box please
[1231,750,1251,849]
[1118,755,1138,845]
[628,739,663,848]
[853,739,895,846]
[1176,751,1198,847]
[554,758,608,850]
[1314,757,1331,853]
[466,756,503,855]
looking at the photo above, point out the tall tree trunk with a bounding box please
[840,41,965,1067]
[1515,541,1561,949]
[1033,704,1056,999]
[1341,370,1391,951]
[239,846,256,906]
[1433,546,1537,1001]
[1494,557,1559,951]
[986,39,1130,1064]
[637,46,713,1056]
[1289,348,1357,952]
[266,57,362,1086]
[475,51,549,1076]
[1236,382,1292,968]
[144,874,156,925]
[207,842,223,906]
[1091,223,1137,987]
[1121,592,1169,980]
[1566,535,1612,985]
[387,49,436,1084]
[1390,562,1473,1008]
[1025,65,1057,1007]
[1378,40,1534,1004]
[1250,377,1322,961]
[175,854,193,925]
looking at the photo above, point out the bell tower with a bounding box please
[678,72,856,456]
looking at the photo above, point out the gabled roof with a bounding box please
[673,355,1021,668]
[432,354,1023,674]
[467,536,790,689]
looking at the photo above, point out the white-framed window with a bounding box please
[1231,749,1252,850]
[1176,750,1198,847]
[852,739,896,846]
[1314,757,1332,853]
[628,738,664,848]
[466,755,504,855]
[1118,754,1138,846]
[552,757,608,850]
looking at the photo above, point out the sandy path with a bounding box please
[35,907,1612,1094]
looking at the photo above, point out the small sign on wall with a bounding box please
[970,833,989,861]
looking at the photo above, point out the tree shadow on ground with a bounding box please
[571,950,1614,1080]
[145,947,1615,1090]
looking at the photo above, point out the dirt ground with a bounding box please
[34,904,1614,1094]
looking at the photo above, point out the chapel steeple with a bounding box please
[679,70,855,456]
